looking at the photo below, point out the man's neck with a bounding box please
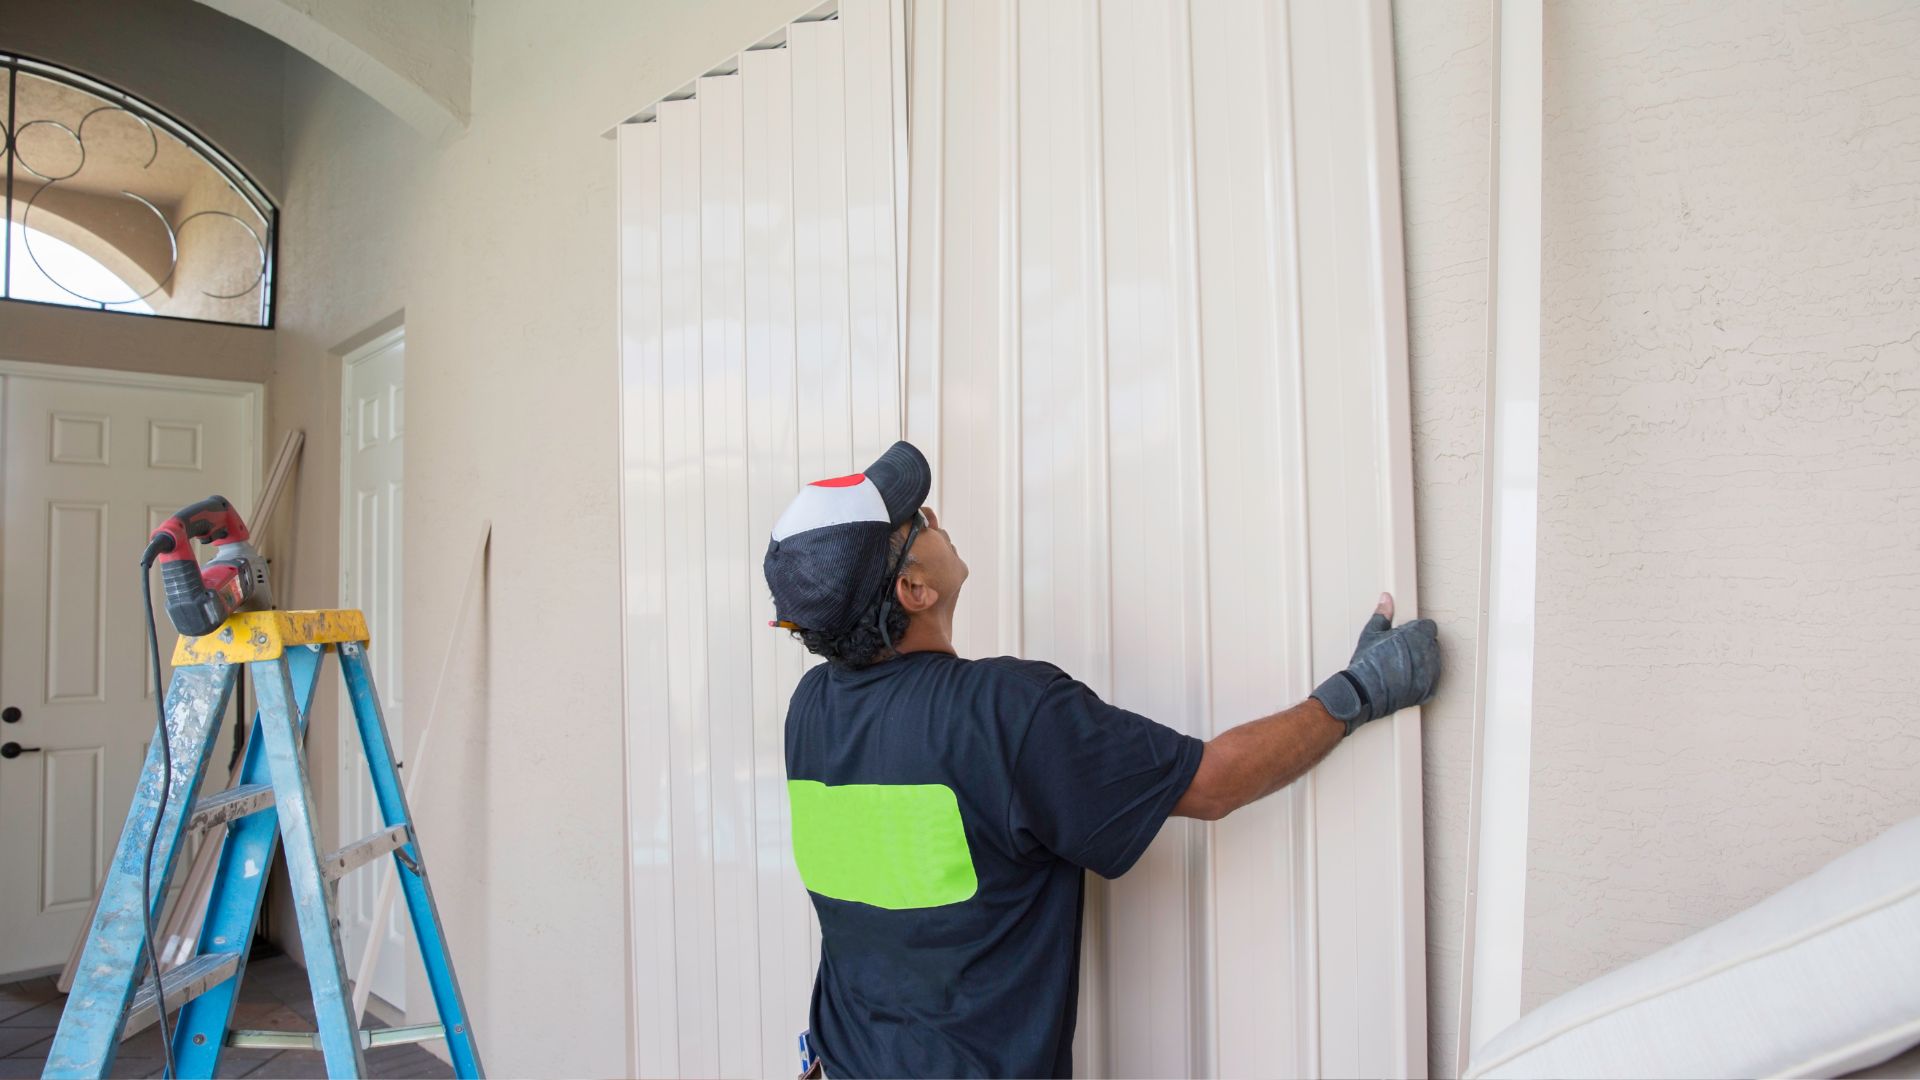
[891,611,957,657]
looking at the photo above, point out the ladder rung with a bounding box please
[227,1023,446,1050]
[121,951,241,1037]
[323,824,411,882]
[187,783,276,834]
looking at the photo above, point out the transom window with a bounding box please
[1,53,275,327]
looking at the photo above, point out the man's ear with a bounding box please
[895,566,941,615]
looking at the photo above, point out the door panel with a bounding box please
[0,368,256,978]
[339,331,406,1010]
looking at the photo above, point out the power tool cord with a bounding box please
[139,566,179,1080]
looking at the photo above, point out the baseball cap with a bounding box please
[764,440,933,634]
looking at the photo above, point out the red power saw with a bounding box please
[139,495,273,637]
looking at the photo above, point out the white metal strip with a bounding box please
[1190,0,1310,1073]
[793,19,855,477]
[696,70,763,1080]
[1010,3,1110,1067]
[903,0,946,510]
[615,120,680,1080]
[1097,3,1208,1074]
[741,43,813,1080]
[1462,0,1543,1065]
[841,0,902,458]
[656,95,724,1077]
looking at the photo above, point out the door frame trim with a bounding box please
[334,324,405,1010]
[336,325,406,612]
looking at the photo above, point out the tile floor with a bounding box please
[0,956,451,1079]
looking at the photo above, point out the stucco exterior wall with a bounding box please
[1524,0,1920,1010]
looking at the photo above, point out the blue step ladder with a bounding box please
[46,610,483,1079]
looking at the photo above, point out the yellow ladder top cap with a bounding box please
[172,609,370,666]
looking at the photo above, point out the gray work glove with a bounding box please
[1312,593,1441,736]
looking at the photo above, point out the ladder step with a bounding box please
[121,951,241,1038]
[323,824,411,882]
[187,783,276,834]
[227,1023,446,1050]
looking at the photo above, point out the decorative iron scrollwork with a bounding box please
[2,53,276,326]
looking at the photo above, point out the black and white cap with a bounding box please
[763,440,932,634]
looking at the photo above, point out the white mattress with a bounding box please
[1469,815,1920,1079]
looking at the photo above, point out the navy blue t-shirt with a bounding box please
[784,651,1203,1079]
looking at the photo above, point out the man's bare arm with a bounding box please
[1171,699,1343,820]
[1172,593,1441,822]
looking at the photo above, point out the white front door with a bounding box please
[339,329,406,1010]
[0,366,258,979]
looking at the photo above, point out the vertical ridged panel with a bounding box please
[742,44,814,1080]
[697,71,761,1080]
[932,0,1013,658]
[793,20,855,478]
[619,5,906,1073]
[843,0,903,462]
[656,95,723,1077]
[1190,0,1312,1074]
[615,121,680,1079]
[1012,7,1112,1065]
[905,0,1424,1076]
[1291,0,1428,1074]
[903,0,947,506]
[1094,2,1209,1075]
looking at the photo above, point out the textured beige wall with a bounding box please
[1391,0,1493,1073]
[277,0,471,121]
[266,0,823,1073]
[0,301,271,381]
[1525,0,1920,1009]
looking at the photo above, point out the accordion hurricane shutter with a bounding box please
[787,781,980,910]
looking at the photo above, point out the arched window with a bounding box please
[1,53,275,327]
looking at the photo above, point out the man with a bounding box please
[765,441,1441,1079]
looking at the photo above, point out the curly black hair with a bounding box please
[793,526,917,670]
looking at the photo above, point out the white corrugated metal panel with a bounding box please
[904,1,1425,1076]
[616,3,905,1074]
[623,0,1422,1075]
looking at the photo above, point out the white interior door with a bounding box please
[0,364,258,980]
[339,328,406,1010]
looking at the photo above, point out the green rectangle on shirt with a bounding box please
[788,780,979,910]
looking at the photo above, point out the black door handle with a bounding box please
[1,742,41,759]
[1,706,20,723]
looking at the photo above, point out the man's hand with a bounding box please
[1173,593,1441,821]
[1310,593,1441,736]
